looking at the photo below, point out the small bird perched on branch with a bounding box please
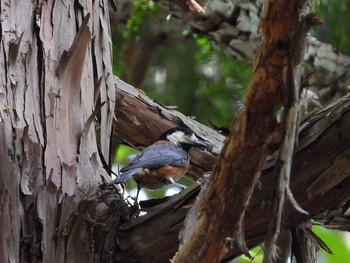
[110,127,209,201]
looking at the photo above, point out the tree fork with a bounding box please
[111,82,350,261]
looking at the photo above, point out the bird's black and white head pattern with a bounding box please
[159,127,208,150]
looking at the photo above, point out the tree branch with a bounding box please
[172,1,311,261]
[113,76,222,180]
[109,80,350,261]
[110,76,350,262]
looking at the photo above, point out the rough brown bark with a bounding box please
[170,1,307,262]
[109,91,350,262]
[2,1,350,263]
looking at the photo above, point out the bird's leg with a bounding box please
[166,178,187,190]
[135,185,141,203]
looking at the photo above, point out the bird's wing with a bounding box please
[110,144,188,184]
[111,167,143,184]
[120,144,188,172]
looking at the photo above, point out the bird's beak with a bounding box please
[192,138,210,150]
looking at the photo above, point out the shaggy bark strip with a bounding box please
[109,91,350,262]
[0,1,114,262]
[262,2,318,261]
[170,1,309,262]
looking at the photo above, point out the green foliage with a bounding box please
[314,226,350,262]
[114,144,139,165]
[124,0,159,40]
[142,33,251,127]
[232,226,350,263]
[195,47,251,127]
[111,30,126,76]
[237,247,264,263]
[312,0,350,55]
[111,0,160,76]
[192,33,251,126]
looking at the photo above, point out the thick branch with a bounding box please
[112,74,350,261]
[109,92,350,262]
[113,76,221,179]
[172,1,307,261]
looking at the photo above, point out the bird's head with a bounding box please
[159,127,209,150]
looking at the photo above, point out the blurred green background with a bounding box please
[111,0,350,262]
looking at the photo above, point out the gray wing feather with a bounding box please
[121,144,187,172]
[110,168,143,184]
[111,144,187,184]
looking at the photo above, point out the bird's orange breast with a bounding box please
[133,160,190,190]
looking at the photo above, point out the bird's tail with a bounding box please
[109,168,142,185]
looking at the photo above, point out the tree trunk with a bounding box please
[0,1,114,262]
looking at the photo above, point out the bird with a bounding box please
[111,127,209,201]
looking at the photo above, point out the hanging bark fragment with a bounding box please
[171,0,314,262]
[263,5,324,261]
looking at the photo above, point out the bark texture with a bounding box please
[2,0,350,263]
[109,87,350,262]
[171,1,307,262]
[0,1,114,262]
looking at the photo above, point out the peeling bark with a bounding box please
[108,92,350,262]
[2,0,350,262]
[0,1,114,262]
[111,57,350,261]
[170,1,308,262]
